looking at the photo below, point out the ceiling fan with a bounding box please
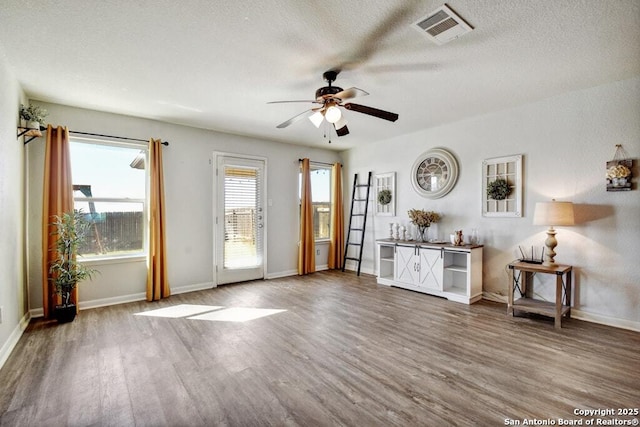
[268,70,398,137]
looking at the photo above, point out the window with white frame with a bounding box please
[300,164,332,240]
[69,139,148,258]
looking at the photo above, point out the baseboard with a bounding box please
[30,282,216,314]
[265,267,338,279]
[266,264,340,279]
[481,293,640,332]
[79,292,147,310]
[343,262,375,276]
[171,282,215,294]
[482,292,508,303]
[72,282,215,310]
[0,312,31,371]
[266,269,297,279]
[572,309,640,332]
[29,308,44,318]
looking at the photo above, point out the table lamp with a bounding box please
[533,199,574,267]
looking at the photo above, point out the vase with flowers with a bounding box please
[408,209,441,242]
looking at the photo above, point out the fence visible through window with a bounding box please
[313,202,330,240]
[223,166,260,269]
[78,210,144,256]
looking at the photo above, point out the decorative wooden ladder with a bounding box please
[342,172,372,276]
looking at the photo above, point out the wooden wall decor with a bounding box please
[606,145,633,192]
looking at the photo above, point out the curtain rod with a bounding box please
[21,126,169,146]
[70,130,169,146]
[298,158,335,167]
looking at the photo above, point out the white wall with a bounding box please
[26,103,340,311]
[343,77,640,330]
[0,52,29,367]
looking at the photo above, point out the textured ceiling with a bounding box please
[1,0,639,150]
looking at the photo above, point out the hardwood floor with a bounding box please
[1,271,639,426]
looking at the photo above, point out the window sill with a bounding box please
[79,254,146,266]
[315,239,330,244]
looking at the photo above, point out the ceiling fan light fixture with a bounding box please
[325,105,342,123]
[334,116,348,130]
[309,111,324,128]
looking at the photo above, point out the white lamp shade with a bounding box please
[308,111,324,128]
[324,105,342,123]
[533,200,575,226]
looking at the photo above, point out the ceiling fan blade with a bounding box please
[334,87,369,101]
[268,100,320,104]
[276,109,314,128]
[331,4,420,71]
[344,103,399,122]
[335,124,349,137]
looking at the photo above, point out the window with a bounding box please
[223,166,261,268]
[300,165,332,240]
[69,139,148,258]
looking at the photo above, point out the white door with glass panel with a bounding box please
[214,155,266,285]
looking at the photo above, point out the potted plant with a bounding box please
[49,210,97,323]
[19,103,48,129]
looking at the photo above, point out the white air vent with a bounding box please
[412,4,473,45]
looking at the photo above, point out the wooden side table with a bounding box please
[507,261,573,329]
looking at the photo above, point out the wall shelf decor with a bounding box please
[374,172,396,216]
[17,126,44,144]
[482,154,523,217]
[606,145,633,192]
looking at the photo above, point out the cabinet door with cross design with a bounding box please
[395,245,419,285]
[418,248,444,291]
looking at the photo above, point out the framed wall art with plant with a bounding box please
[482,154,523,217]
[606,144,633,192]
[375,172,395,216]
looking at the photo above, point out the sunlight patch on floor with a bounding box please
[188,307,286,322]
[134,304,286,322]
[134,304,223,318]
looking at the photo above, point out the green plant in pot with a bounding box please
[19,103,48,130]
[49,210,97,323]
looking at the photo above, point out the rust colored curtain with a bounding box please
[328,162,344,269]
[147,139,171,301]
[298,158,315,275]
[42,125,74,318]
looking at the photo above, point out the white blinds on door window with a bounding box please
[223,166,262,268]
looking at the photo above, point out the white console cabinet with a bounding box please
[377,239,483,304]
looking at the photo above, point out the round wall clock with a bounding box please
[410,148,459,199]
